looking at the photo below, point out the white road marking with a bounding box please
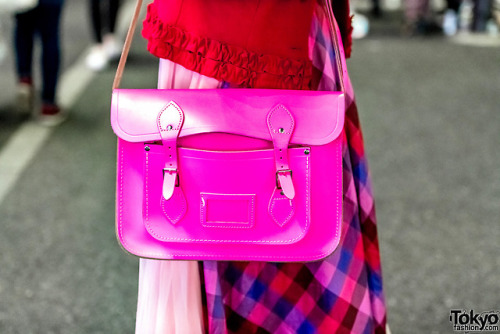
[0,1,138,205]
[0,52,96,205]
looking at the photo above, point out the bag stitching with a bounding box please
[269,195,295,227]
[157,102,183,132]
[161,190,186,224]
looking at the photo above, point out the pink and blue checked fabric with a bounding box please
[201,2,387,333]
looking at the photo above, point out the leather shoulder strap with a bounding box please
[112,0,144,90]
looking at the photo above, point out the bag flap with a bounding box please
[111,88,345,145]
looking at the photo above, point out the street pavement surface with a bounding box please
[0,2,499,333]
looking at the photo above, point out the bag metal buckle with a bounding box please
[163,168,180,187]
[275,169,293,189]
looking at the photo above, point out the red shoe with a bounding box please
[38,103,66,126]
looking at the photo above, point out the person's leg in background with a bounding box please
[87,0,107,70]
[37,2,64,122]
[86,0,122,71]
[371,0,383,17]
[108,0,120,37]
[14,8,37,114]
[473,0,492,31]
[90,0,103,44]
[103,0,121,61]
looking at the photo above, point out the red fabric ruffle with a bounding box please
[142,3,313,90]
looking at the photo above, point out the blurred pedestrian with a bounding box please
[132,0,387,333]
[14,0,65,125]
[473,0,493,31]
[86,0,122,71]
[402,0,443,35]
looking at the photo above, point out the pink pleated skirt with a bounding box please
[135,59,222,334]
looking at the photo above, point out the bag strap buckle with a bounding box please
[275,169,293,190]
[163,168,180,187]
[157,102,184,200]
[267,105,296,199]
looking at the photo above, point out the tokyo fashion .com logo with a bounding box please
[450,309,500,332]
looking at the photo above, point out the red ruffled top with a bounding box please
[142,1,314,90]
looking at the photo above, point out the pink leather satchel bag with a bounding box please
[111,0,346,262]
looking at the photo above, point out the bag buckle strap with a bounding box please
[163,168,180,187]
[275,170,293,190]
[157,102,184,200]
[267,104,295,199]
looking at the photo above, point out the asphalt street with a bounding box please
[0,2,499,333]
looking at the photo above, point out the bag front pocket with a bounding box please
[143,144,311,245]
